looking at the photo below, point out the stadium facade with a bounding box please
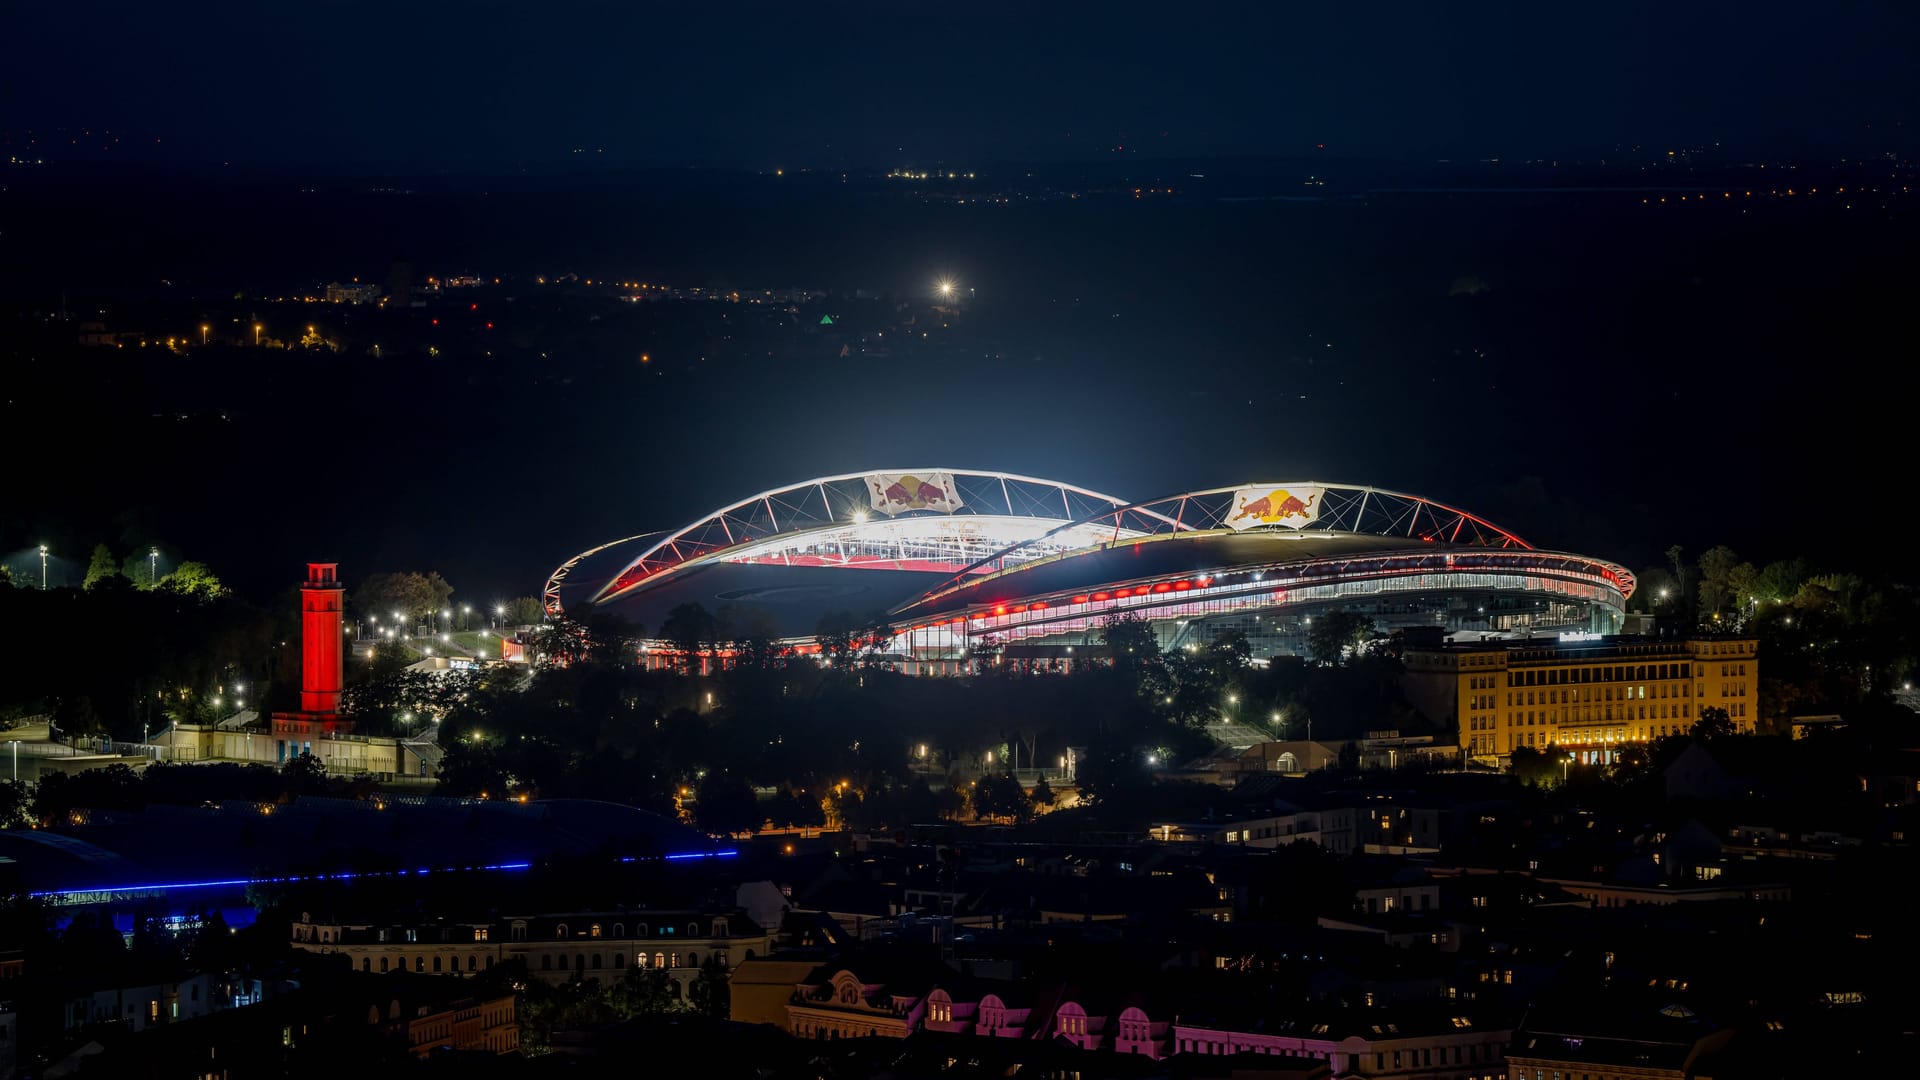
[547,470,1635,669]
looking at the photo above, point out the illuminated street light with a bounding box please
[39,545,49,590]
[253,323,262,345]
[937,278,956,298]
[200,323,209,345]
[149,546,159,585]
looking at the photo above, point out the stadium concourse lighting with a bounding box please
[852,510,868,524]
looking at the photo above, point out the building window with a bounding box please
[590,924,602,939]
[556,924,568,939]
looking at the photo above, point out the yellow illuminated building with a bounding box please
[1402,636,1758,763]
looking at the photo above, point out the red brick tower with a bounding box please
[300,563,345,715]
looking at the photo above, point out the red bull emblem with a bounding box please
[1229,485,1322,529]
[866,471,963,516]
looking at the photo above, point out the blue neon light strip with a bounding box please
[26,850,734,902]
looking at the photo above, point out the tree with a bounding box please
[281,752,329,798]
[609,965,682,1019]
[694,771,762,836]
[661,603,716,674]
[83,544,121,589]
[504,596,546,626]
[1307,610,1375,667]
[1691,706,1736,742]
[537,610,637,668]
[1099,611,1163,685]
[972,773,1032,823]
[1666,545,1688,610]
[1030,775,1056,809]
[816,611,859,669]
[1754,560,1809,605]
[0,780,32,828]
[1696,546,1741,621]
[730,608,787,671]
[161,561,228,600]
[688,953,731,1020]
[52,694,106,737]
[119,550,161,589]
[353,571,453,624]
[1507,744,1562,788]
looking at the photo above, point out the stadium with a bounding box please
[547,470,1636,669]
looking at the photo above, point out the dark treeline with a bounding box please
[0,573,294,736]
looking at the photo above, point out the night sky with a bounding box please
[9,2,1917,170]
[4,2,1917,601]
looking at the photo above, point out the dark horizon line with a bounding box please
[6,148,1908,187]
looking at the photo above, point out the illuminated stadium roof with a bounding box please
[550,473,1636,656]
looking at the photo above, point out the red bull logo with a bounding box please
[1229,486,1321,528]
[867,471,961,515]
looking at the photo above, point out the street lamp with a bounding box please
[253,323,262,345]
[461,604,472,631]
[39,545,49,589]
[149,546,159,585]
[200,323,209,345]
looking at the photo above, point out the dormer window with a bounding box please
[555,924,568,939]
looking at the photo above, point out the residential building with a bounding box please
[290,909,773,992]
[1506,1004,1731,1080]
[1402,635,1759,763]
[787,964,928,1039]
[1173,1007,1510,1079]
[324,282,382,304]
